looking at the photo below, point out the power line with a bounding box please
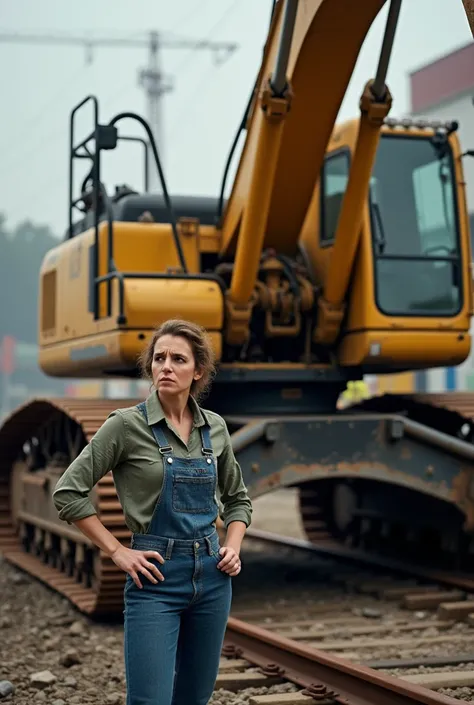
[0,0,212,173]
[99,0,214,113]
[0,27,238,186]
[0,62,90,160]
[1,2,245,222]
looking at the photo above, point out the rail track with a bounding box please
[221,528,474,703]
[220,617,464,705]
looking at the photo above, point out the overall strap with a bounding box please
[200,425,213,457]
[136,402,173,455]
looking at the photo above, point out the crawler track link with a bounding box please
[0,397,139,617]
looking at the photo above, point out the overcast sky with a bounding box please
[0,0,472,237]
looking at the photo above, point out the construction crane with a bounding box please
[0,29,237,175]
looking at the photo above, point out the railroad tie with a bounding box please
[215,671,285,691]
[218,658,250,672]
[403,590,464,610]
[249,693,333,704]
[437,600,474,621]
[401,670,474,690]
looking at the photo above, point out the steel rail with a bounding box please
[244,527,474,593]
[224,616,462,705]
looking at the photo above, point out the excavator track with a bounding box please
[0,397,140,617]
[1,391,474,616]
[299,391,474,566]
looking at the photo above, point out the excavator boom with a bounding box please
[220,0,387,257]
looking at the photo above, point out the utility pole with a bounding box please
[138,31,172,172]
[0,29,238,188]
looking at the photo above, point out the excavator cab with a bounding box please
[299,117,473,374]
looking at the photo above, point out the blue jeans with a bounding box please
[124,532,232,705]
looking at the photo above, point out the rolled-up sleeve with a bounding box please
[217,419,252,528]
[52,411,126,524]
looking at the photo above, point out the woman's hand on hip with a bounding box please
[217,546,241,576]
[111,545,165,589]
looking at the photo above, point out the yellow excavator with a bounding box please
[1,0,474,615]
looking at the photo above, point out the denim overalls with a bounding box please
[123,402,232,705]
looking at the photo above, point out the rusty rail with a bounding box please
[224,616,462,705]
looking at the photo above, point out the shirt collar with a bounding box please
[144,391,207,428]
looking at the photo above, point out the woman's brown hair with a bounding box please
[138,319,216,401]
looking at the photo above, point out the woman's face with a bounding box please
[152,334,202,397]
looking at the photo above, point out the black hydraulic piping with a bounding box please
[109,111,188,274]
[371,0,402,101]
[269,0,298,96]
[216,0,280,224]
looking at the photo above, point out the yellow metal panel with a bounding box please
[338,330,471,369]
[39,327,223,379]
[38,221,208,348]
[199,225,221,253]
[39,330,126,377]
[123,278,223,331]
[96,221,200,277]
[375,372,415,394]
[39,277,223,378]
[38,219,224,378]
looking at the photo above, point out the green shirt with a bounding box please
[52,392,252,533]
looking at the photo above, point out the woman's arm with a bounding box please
[217,420,253,530]
[73,515,165,589]
[55,412,166,589]
[52,411,127,524]
[74,514,123,557]
[217,520,247,577]
[224,520,247,554]
[217,419,253,575]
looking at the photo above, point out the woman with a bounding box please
[52,318,253,705]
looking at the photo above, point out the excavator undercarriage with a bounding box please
[1,391,474,616]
